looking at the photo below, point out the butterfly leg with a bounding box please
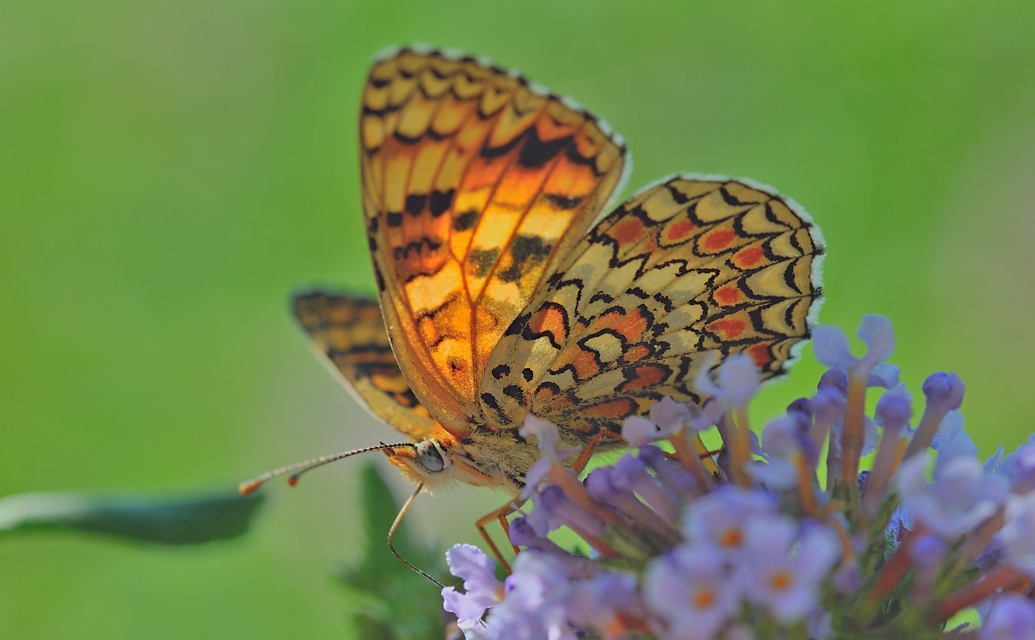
[474,430,619,572]
[476,500,522,573]
[569,430,617,474]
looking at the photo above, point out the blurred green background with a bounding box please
[3,1,1034,638]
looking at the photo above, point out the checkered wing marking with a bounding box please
[293,291,447,441]
[360,48,628,436]
[481,177,824,439]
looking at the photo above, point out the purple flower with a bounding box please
[811,325,857,371]
[623,415,667,448]
[431,314,1030,640]
[737,517,841,623]
[682,486,778,552]
[521,415,561,454]
[508,517,567,555]
[592,454,680,527]
[483,550,578,640]
[856,315,895,368]
[812,314,895,372]
[922,372,965,413]
[1002,492,1035,576]
[519,416,579,499]
[896,454,1010,538]
[567,572,643,639]
[829,414,879,458]
[748,415,808,489]
[639,444,698,497]
[694,353,760,411]
[874,384,913,432]
[908,532,949,569]
[526,485,606,540]
[991,435,1035,493]
[623,397,699,447]
[869,363,901,388]
[644,545,741,640]
[980,593,1035,640]
[442,544,503,630]
[930,411,977,460]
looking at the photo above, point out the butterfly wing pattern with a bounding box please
[293,291,447,441]
[359,47,629,438]
[303,46,824,495]
[481,176,823,438]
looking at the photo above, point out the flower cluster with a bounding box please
[441,316,1035,639]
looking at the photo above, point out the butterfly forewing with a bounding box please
[293,291,448,441]
[360,48,628,435]
[479,177,824,439]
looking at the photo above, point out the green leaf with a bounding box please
[338,464,450,640]
[0,488,265,545]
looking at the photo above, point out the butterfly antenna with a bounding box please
[238,442,414,495]
[388,482,445,588]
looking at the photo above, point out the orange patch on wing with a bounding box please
[702,229,736,251]
[623,344,651,363]
[746,342,774,368]
[613,308,650,342]
[661,219,696,245]
[556,347,602,380]
[619,364,669,391]
[586,307,649,345]
[611,217,645,245]
[709,318,746,339]
[715,285,741,306]
[583,398,638,418]
[528,304,568,346]
[733,245,765,269]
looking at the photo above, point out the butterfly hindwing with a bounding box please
[293,291,445,441]
[480,176,824,440]
[360,48,629,435]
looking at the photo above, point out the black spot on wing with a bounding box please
[666,181,691,205]
[517,131,572,169]
[429,189,455,217]
[468,248,500,277]
[393,237,442,260]
[499,235,552,283]
[405,193,427,216]
[545,193,583,210]
[503,385,525,404]
[481,130,525,159]
[454,210,478,232]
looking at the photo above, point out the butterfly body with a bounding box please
[295,47,824,498]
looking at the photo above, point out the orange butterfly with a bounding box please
[243,46,824,581]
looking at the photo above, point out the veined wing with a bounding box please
[360,47,629,435]
[481,176,824,440]
[293,291,448,441]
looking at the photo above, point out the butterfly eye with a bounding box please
[414,440,449,473]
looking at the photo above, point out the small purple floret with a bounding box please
[922,372,965,412]
[980,593,1035,640]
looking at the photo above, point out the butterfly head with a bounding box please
[383,434,525,493]
[383,439,452,486]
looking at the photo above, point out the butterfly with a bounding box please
[244,46,824,579]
